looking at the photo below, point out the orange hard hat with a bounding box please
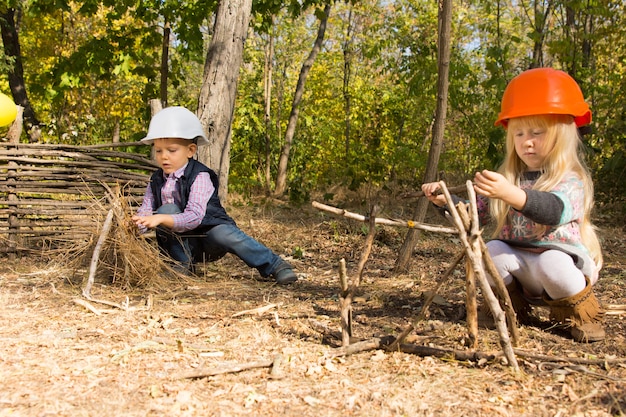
[495,68,591,128]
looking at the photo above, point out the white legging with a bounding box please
[486,240,587,300]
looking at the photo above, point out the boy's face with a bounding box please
[153,138,197,175]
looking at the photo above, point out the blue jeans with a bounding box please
[155,204,284,277]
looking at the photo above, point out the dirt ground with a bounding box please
[1,194,625,417]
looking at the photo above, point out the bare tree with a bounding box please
[273,4,331,197]
[395,0,452,271]
[196,0,253,202]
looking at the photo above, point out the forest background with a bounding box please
[1,0,625,208]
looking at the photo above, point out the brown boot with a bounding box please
[505,279,532,325]
[478,279,532,328]
[543,279,605,343]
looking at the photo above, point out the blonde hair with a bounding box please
[491,114,602,269]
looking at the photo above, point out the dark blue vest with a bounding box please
[149,158,235,230]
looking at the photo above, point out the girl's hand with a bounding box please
[421,182,447,207]
[473,170,527,210]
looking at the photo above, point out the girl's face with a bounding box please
[153,138,196,175]
[510,123,551,171]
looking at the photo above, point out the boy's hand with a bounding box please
[132,214,173,229]
[421,182,447,207]
[473,170,527,210]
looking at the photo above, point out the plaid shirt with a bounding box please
[136,163,215,233]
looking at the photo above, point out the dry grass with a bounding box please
[0,193,625,416]
[52,189,194,291]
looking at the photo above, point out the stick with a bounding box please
[513,349,626,367]
[388,249,465,351]
[82,207,115,298]
[355,204,379,288]
[339,258,351,346]
[331,336,395,357]
[85,297,129,310]
[178,359,275,379]
[332,337,626,370]
[466,181,519,345]
[73,298,103,315]
[440,181,519,371]
[400,184,468,199]
[604,305,626,315]
[231,303,281,317]
[465,256,478,348]
[331,336,498,363]
[339,205,379,347]
[453,200,478,347]
[312,201,457,234]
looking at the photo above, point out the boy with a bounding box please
[132,106,297,285]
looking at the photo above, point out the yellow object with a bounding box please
[0,92,17,127]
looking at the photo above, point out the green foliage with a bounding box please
[2,0,625,201]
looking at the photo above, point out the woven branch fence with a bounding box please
[0,142,157,254]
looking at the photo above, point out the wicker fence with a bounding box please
[0,142,157,254]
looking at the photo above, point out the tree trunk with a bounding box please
[342,7,354,159]
[262,26,275,194]
[197,0,253,202]
[113,118,120,143]
[395,0,452,272]
[160,18,171,107]
[273,4,331,197]
[0,7,40,142]
[530,2,552,69]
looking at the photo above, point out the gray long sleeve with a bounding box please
[519,189,564,226]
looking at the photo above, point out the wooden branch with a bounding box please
[605,305,626,315]
[0,143,156,167]
[178,356,282,379]
[440,181,519,371]
[231,303,280,317]
[331,336,395,357]
[331,336,498,363]
[0,155,154,172]
[355,204,379,288]
[85,297,129,310]
[82,207,115,298]
[466,181,519,345]
[339,258,348,293]
[388,248,465,351]
[465,256,478,348]
[338,258,351,347]
[73,298,103,315]
[400,184,468,199]
[330,335,626,374]
[312,201,457,234]
[513,349,626,367]
[339,205,379,347]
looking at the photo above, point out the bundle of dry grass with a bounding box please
[54,184,191,294]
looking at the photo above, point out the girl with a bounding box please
[422,68,604,342]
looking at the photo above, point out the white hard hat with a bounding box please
[140,106,209,146]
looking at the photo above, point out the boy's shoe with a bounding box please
[272,262,298,285]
